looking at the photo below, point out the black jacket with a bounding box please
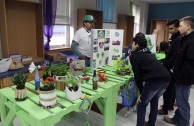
[130,48,171,93]
[163,32,182,70]
[173,31,194,85]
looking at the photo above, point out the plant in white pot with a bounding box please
[11,72,28,101]
[39,76,57,108]
[63,72,83,101]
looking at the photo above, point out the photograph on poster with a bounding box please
[105,30,110,37]
[93,60,96,68]
[94,47,98,53]
[94,39,98,45]
[113,48,119,53]
[105,38,110,44]
[112,40,120,45]
[98,30,105,38]
[104,45,109,51]
[105,57,109,65]
[115,32,120,37]
[101,52,104,58]
[99,42,104,49]
[112,55,120,60]
[99,60,102,65]
[96,53,100,59]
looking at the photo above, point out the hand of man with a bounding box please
[137,95,141,104]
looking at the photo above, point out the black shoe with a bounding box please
[158,109,168,115]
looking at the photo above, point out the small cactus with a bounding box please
[11,72,28,90]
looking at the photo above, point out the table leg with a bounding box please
[0,96,15,126]
[103,88,114,126]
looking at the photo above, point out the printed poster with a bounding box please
[90,29,123,70]
[145,35,156,54]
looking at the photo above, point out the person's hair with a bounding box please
[167,19,179,27]
[180,16,194,29]
[133,32,147,48]
[160,41,169,52]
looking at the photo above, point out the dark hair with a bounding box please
[167,19,179,27]
[160,41,169,52]
[180,16,194,29]
[133,32,147,48]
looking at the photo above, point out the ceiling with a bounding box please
[140,0,194,3]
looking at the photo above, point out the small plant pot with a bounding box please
[54,81,66,90]
[65,83,82,101]
[15,88,27,101]
[39,89,57,108]
[97,70,107,81]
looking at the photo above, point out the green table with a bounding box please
[0,66,133,126]
[156,53,165,61]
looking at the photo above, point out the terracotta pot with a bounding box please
[39,89,56,108]
[97,70,107,81]
[15,88,27,101]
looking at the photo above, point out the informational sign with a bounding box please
[145,35,156,53]
[90,29,124,70]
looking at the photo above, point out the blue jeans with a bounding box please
[173,83,191,126]
[137,82,169,126]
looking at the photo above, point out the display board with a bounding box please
[90,29,123,70]
[145,35,156,54]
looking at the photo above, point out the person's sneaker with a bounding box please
[163,116,176,125]
[158,109,168,115]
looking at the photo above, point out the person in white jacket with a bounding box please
[71,15,95,66]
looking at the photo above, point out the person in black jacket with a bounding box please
[164,16,194,126]
[130,33,170,126]
[158,19,182,115]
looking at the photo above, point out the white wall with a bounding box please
[139,1,149,34]
[116,0,131,20]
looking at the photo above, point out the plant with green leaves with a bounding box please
[113,57,131,75]
[43,63,69,76]
[63,72,83,91]
[11,72,28,90]
[83,67,90,75]
[40,76,56,91]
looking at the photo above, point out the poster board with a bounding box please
[145,35,156,54]
[90,29,124,70]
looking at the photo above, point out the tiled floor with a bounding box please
[1,87,194,126]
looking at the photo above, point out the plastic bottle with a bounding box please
[35,69,40,90]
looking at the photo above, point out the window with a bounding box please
[133,4,140,35]
[45,25,70,48]
[44,0,70,49]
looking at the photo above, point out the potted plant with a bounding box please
[81,67,90,82]
[63,72,83,101]
[114,57,131,76]
[39,76,57,108]
[43,64,68,90]
[11,72,28,101]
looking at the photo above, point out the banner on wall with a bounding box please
[145,35,156,54]
[90,29,124,70]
